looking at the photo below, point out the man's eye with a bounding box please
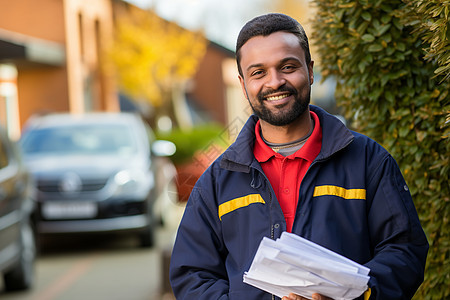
[251,70,264,77]
[282,65,296,71]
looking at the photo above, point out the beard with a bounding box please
[248,85,310,126]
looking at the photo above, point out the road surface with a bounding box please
[0,201,185,300]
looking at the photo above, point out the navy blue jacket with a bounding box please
[170,106,428,299]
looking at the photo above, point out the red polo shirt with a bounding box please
[254,111,322,232]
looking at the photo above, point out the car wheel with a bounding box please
[3,219,36,291]
[139,224,155,248]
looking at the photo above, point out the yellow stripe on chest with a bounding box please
[218,194,265,220]
[313,185,366,200]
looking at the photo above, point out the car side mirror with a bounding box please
[151,140,176,157]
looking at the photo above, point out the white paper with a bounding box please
[243,232,370,300]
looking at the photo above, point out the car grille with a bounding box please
[37,179,108,193]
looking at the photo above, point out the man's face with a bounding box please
[238,31,314,126]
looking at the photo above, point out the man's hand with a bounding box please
[282,293,333,300]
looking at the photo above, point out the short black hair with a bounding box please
[236,13,311,77]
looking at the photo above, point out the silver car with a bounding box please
[0,125,36,291]
[20,112,177,247]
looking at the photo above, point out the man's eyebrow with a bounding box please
[246,57,303,72]
[246,63,264,73]
[280,57,303,65]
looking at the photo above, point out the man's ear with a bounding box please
[309,60,314,85]
[238,75,249,100]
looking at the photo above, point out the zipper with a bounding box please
[255,166,276,239]
[269,189,274,239]
[266,176,276,300]
[251,166,277,300]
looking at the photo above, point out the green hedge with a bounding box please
[312,0,449,299]
[156,123,226,165]
[405,0,450,81]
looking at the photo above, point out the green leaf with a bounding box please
[381,3,393,13]
[381,14,392,24]
[376,24,391,36]
[435,65,449,74]
[393,18,403,31]
[385,90,395,102]
[380,33,392,43]
[361,11,371,21]
[361,34,375,42]
[364,53,373,63]
[335,9,346,20]
[358,61,366,73]
[368,44,383,52]
[399,126,410,138]
[386,46,395,55]
[396,42,406,52]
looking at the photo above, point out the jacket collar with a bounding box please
[220,115,258,173]
[220,105,354,172]
[310,105,354,161]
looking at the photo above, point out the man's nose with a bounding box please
[264,70,286,90]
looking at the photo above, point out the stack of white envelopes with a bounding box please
[243,232,370,300]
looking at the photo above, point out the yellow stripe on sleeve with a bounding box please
[218,194,265,220]
[364,288,371,300]
[313,185,366,200]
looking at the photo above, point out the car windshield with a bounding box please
[21,124,138,156]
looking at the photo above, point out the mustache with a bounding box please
[257,86,297,101]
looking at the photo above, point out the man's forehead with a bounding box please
[239,32,305,67]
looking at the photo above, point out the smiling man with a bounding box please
[238,31,313,131]
[169,13,428,300]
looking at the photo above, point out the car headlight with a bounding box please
[113,169,154,196]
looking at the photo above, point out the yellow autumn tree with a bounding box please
[107,6,206,125]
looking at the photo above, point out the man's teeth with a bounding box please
[266,94,289,101]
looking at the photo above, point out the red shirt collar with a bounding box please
[254,111,322,162]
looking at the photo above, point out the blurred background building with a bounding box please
[0,0,336,142]
[0,0,244,141]
[0,0,118,140]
